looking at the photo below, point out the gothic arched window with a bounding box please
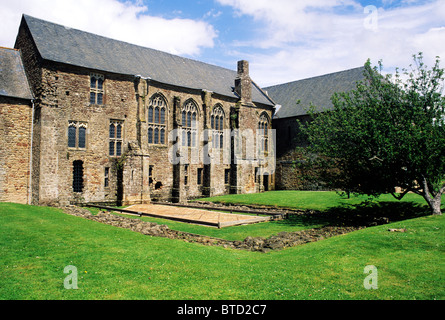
[148,94,167,145]
[182,100,198,147]
[258,113,270,155]
[211,105,225,149]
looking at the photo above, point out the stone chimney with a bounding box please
[234,60,252,104]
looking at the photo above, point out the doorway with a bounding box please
[263,173,269,192]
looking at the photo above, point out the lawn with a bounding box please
[1,198,444,300]
[196,190,444,211]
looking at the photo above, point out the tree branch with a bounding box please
[420,176,433,204]
[391,188,411,200]
[439,183,445,195]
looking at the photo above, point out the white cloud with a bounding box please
[0,0,217,56]
[217,0,445,86]
[217,0,360,47]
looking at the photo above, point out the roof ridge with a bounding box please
[20,14,274,106]
[264,66,365,89]
[22,14,237,74]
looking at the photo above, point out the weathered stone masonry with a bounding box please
[1,15,367,205]
[0,47,34,204]
[8,15,276,206]
[0,97,33,204]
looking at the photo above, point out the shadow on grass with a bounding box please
[277,201,431,228]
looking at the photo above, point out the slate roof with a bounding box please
[0,47,33,100]
[19,14,274,107]
[264,67,365,119]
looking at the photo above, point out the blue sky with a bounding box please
[1,0,444,86]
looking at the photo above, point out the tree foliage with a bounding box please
[300,53,445,215]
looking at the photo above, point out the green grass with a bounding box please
[103,191,443,241]
[196,190,444,211]
[92,209,324,241]
[1,201,444,300]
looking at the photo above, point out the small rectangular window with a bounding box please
[184,165,189,186]
[149,166,154,185]
[104,167,110,188]
[197,168,203,185]
[73,160,84,193]
[225,169,230,185]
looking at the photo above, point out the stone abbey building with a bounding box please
[1,15,277,206]
[1,15,364,206]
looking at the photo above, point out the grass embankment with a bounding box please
[197,190,442,211]
[1,201,443,300]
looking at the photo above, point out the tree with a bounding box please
[300,53,445,215]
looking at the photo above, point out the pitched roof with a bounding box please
[264,67,365,119]
[0,47,33,100]
[20,15,274,107]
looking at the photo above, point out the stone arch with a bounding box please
[148,93,168,145]
[181,99,199,147]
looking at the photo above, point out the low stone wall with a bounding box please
[63,206,361,253]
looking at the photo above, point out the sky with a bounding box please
[1,0,444,87]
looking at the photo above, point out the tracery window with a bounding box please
[109,120,124,157]
[90,73,104,105]
[148,94,167,145]
[258,113,270,156]
[211,105,225,149]
[181,100,198,147]
[68,121,87,149]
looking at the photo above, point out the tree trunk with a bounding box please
[423,192,443,216]
[429,197,443,216]
[420,178,443,216]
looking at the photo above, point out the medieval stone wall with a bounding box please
[273,115,312,190]
[14,23,276,206]
[35,65,140,206]
[0,97,32,204]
